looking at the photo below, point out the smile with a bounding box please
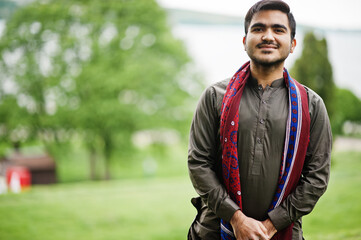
[257,43,279,49]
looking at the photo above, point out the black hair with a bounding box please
[244,0,296,39]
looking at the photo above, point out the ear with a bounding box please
[290,38,296,53]
[243,36,246,50]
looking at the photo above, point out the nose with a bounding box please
[262,29,275,41]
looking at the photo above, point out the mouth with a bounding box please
[257,43,279,50]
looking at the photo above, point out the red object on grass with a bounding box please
[6,166,32,192]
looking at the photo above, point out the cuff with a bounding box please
[268,205,292,231]
[217,197,241,222]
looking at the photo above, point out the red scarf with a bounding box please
[220,62,310,240]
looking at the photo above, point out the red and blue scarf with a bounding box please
[220,61,310,240]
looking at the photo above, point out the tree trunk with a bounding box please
[103,134,112,180]
[104,160,111,180]
[89,147,97,180]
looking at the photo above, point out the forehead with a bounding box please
[250,10,290,29]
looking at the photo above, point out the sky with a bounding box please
[156,0,361,31]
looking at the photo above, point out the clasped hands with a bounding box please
[230,210,277,240]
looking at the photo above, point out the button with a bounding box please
[231,121,235,126]
[256,137,261,144]
[260,119,265,124]
[237,191,241,196]
[258,86,263,91]
[224,138,227,142]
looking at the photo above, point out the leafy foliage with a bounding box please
[291,32,336,130]
[291,32,335,111]
[332,88,361,134]
[291,31,361,135]
[0,0,202,178]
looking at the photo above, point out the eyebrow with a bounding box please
[250,23,288,31]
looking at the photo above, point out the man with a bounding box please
[187,1,332,240]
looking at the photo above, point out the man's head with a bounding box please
[245,0,296,40]
[242,0,297,67]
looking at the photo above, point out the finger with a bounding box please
[257,227,270,240]
[259,221,268,234]
[258,234,269,240]
[249,233,260,240]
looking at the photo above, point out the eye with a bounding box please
[252,27,263,32]
[274,28,286,33]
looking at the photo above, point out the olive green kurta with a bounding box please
[238,77,288,221]
[188,76,332,240]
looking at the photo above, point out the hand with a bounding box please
[230,210,269,240]
[262,219,277,239]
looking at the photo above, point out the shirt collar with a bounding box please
[248,76,286,90]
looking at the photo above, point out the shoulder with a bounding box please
[302,85,330,124]
[198,78,230,116]
[204,78,230,97]
[302,85,326,110]
[201,78,230,112]
[303,85,324,105]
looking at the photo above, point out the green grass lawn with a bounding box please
[0,177,197,240]
[0,151,360,240]
[303,151,361,239]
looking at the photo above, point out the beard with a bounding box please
[245,41,291,68]
[250,53,287,67]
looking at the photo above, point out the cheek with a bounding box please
[244,36,256,47]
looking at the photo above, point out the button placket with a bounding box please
[251,89,270,175]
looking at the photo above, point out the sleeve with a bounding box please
[268,89,332,231]
[188,85,240,222]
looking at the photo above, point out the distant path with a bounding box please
[333,137,361,152]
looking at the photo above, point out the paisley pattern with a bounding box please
[220,62,310,240]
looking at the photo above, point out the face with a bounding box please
[243,10,296,67]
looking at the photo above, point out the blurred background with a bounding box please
[0,0,360,239]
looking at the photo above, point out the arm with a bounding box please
[188,85,240,222]
[268,90,332,231]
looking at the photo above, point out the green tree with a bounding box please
[291,31,336,119]
[0,94,33,157]
[332,88,361,135]
[0,0,201,179]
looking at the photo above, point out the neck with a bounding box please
[250,61,285,88]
